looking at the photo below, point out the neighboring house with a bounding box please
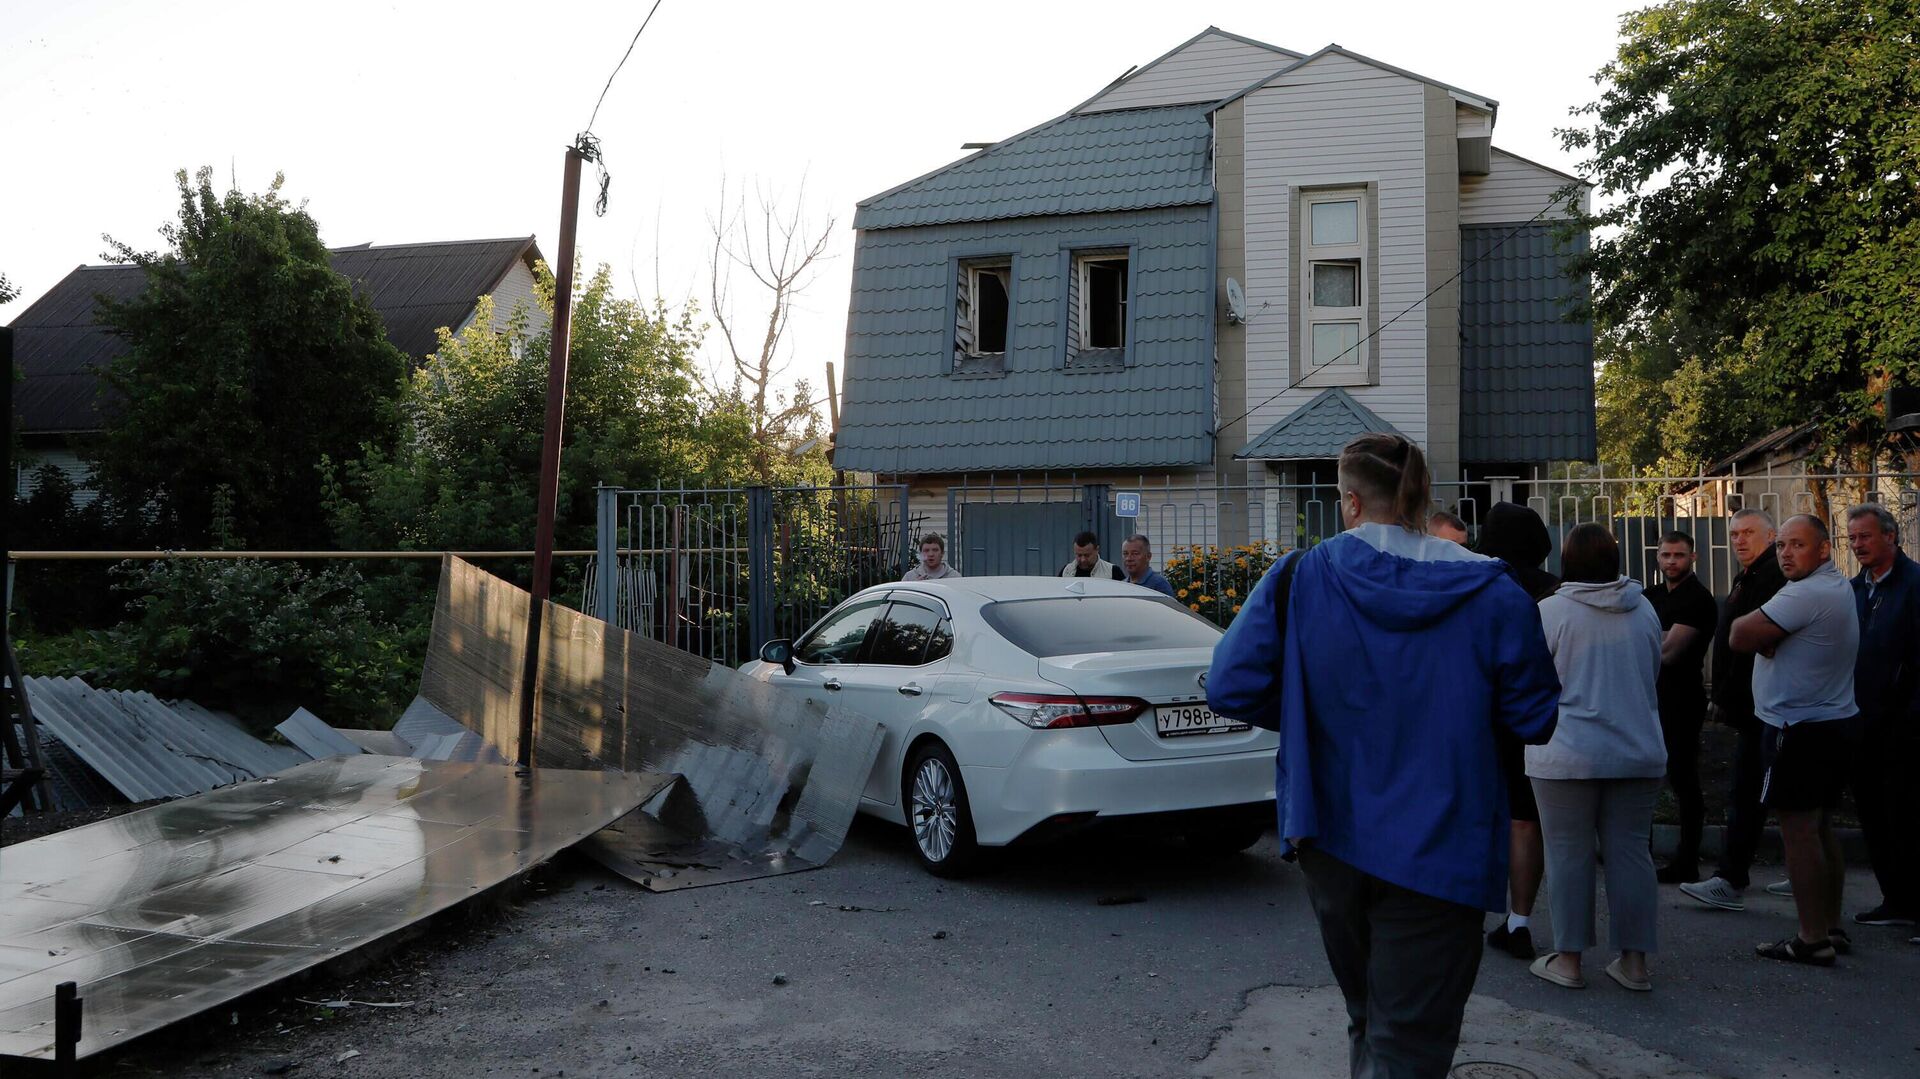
[835,27,1595,559]
[10,236,549,501]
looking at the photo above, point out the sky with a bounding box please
[1,0,1647,402]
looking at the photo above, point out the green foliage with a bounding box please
[8,465,141,633]
[94,167,407,549]
[1163,544,1285,627]
[108,558,415,732]
[1564,0,1920,466]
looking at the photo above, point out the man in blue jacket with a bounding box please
[1844,504,1920,930]
[1208,433,1560,1079]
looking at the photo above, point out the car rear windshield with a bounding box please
[980,596,1224,658]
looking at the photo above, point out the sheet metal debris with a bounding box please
[274,707,366,759]
[416,557,884,890]
[0,755,658,1061]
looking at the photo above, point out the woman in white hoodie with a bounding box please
[1527,523,1667,992]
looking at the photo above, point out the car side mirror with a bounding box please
[760,639,796,675]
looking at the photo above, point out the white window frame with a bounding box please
[1074,251,1129,354]
[1300,191,1368,372]
[961,259,1012,358]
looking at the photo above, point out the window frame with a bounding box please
[864,598,953,668]
[949,252,1017,377]
[793,597,889,666]
[1292,186,1378,388]
[1060,243,1137,371]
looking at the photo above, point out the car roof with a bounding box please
[877,576,1167,605]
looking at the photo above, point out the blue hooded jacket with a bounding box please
[1207,524,1561,911]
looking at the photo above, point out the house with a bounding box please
[834,28,1595,564]
[10,236,549,501]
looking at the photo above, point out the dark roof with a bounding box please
[1459,223,1596,463]
[9,237,539,435]
[1703,423,1818,477]
[853,105,1215,231]
[1236,388,1401,460]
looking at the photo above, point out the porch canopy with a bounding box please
[1234,387,1403,461]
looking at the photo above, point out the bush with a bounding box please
[1163,544,1286,628]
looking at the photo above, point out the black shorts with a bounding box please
[1499,737,1539,823]
[1760,720,1852,812]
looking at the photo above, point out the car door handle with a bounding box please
[823,677,842,691]
[898,682,924,697]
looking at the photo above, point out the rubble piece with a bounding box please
[275,707,366,760]
[335,730,411,756]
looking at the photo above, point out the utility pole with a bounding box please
[516,139,589,774]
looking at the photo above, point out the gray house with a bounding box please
[835,27,1594,557]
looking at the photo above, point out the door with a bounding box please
[837,597,955,805]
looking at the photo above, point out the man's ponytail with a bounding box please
[1338,433,1432,531]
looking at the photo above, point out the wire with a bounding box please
[585,0,664,135]
[1218,192,1571,436]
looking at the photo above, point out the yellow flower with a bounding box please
[1189,603,1200,612]
[1232,604,1243,613]
[1176,588,1189,599]
[1198,595,1213,604]
[1235,557,1247,568]
[1190,581,1203,591]
[1225,587,1237,598]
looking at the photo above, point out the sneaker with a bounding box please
[1756,935,1836,966]
[1852,905,1918,927]
[1487,923,1535,960]
[1829,928,1852,955]
[1764,880,1794,897]
[1656,862,1699,885]
[1680,876,1746,911]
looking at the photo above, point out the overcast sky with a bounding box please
[1,0,1644,399]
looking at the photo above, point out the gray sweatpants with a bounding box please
[1531,776,1662,954]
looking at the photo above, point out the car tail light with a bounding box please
[989,692,1149,730]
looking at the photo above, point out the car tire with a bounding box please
[1184,816,1268,856]
[904,742,980,877]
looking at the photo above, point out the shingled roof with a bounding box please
[1235,388,1401,460]
[853,104,1215,231]
[9,236,540,435]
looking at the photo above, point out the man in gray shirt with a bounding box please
[1730,514,1860,966]
[902,533,960,582]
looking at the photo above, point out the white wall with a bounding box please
[1242,51,1431,446]
[1080,31,1293,113]
[456,258,550,339]
[1460,148,1584,225]
[14,447,98,506]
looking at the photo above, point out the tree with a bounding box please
[707,181,836,483]
[1563,0,1920,468]
[327,262,757,577]
[95,168,407,548]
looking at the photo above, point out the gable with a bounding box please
[854,106,1215,231]
[1236,388,1401,460]
[1077,28,1299,114]
[1460,148,1586,225]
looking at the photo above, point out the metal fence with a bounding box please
[588,483,922,667]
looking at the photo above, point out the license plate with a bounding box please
[1154,704,1249,738]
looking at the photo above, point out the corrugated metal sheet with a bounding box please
[835,205,1216,474]
[23,677,308,803]
[1459,224,1596,463]
[7,727,116,813]
[10,238,538,435]
[1236,387,1400,460]
[854,106,1215,231]
[338,728,412,755]
[275,706,366,759]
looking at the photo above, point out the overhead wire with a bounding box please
[576,0,667,217]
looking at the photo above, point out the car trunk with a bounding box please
[1035,648,1274,761]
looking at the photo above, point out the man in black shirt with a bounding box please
[1644,530,1719,883]
[1681,508,1787,911]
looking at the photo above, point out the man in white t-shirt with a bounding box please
[1729,514,1860,966]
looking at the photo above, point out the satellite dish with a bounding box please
[1225,278,1247,324]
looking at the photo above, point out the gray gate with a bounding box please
[953,482,1126,576]
[590,484,921,666]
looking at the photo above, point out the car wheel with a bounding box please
[904,742,980,877]
[1184,816,1268,856]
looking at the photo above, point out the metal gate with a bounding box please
[589,484,920,666]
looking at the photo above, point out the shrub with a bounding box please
[1163,544,1287,628]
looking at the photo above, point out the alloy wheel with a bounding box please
[910,757,958,863]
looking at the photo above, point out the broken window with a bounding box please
[955,258,1012,372]
[1068,249,1129,366]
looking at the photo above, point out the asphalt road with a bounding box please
[97,819,1920,1079]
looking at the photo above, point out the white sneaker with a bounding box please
[1764,879,1793,897]
[1680,876,1746,911]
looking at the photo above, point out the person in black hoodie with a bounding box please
[1476,502,1561,959]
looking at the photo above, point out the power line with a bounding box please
[585,0,664,135]
[576,0,666,218]
[1218,193,1572,436]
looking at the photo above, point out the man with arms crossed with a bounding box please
[1682,508,1785,910]
[1644,531,1718,883]
[1729,514,1859,965]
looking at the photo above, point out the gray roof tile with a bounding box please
[1459,224,1596,463]
[1235,388,1401,460]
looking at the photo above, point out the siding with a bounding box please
[1242,51,1431,450]
[14,447,97,505]
[1080,30,1297,114]
[464,258,550,337]
[836,205,1214,474]
[1460,148,1583,225]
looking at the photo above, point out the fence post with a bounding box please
[1082,483,1113,553]
[594,485,618,625]
[747,486,775,653]
[946,487,959,573]
[896,484,913,573]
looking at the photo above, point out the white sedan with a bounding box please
[741,576,1277,875]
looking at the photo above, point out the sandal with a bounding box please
[1605,957,1651,991]
[1529,952,1586,988]
[1755,936,1836,966]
